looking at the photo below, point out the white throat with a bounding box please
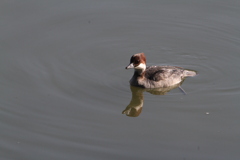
[135,63,146,70]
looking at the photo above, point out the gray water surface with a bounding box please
[1,1,240,160]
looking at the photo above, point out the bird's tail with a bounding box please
[183,70,197,77]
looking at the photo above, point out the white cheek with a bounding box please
[135,63,146,70]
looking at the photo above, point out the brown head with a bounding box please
[126,53,147,70]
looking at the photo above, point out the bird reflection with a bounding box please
[122,84,182,117]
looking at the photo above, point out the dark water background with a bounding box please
[1,1,240,160]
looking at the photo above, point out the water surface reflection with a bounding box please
[123,84,181,117]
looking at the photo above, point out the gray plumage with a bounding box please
[126,53,196,88]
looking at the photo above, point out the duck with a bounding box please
[126,52,196,88]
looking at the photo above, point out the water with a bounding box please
[1,1,240,160]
